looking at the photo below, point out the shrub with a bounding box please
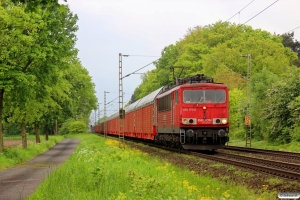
[60,120,88,135]
[291,125,300,142]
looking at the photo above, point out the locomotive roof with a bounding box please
[157,82,227,98]
[179,82,228,88]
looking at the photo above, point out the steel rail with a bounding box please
[225,146,300,159]
[146,143,300,181]
[217,152,300,171]
[188,151,300,181]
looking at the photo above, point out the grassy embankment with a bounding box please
[28,134,273,200]
[0,135,64,170]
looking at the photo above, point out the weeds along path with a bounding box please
[0,139,80,200]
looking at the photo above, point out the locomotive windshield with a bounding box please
[183,90,225,104]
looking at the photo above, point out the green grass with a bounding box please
[228,139,300,152]
[28,134,273,200]
[0,135,64,170]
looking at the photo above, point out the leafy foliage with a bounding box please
[0,1,97,151]
[264,69,300,143]
[60,120,88,135]
[280,32,300,67]
[250,68,279,140]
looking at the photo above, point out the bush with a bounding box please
[60,120,88,135]
[291,125,300,142]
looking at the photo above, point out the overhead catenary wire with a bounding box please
[122,55,160,57]
[226,0,255,22]
[286,25,300,34]
[122,58,160,79]
[243,0,279,25]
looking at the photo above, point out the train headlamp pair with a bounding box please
[214,118,228,124]
[221,118,227,124]
[182,118,196,125]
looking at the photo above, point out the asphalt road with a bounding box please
[0,139,80,200]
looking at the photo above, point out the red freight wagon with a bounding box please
[125,87,162,140]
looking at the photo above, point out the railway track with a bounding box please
[225,145,300,160]
[216,152,300,171]
[189,151,300,181]
[99,134,300,181]
[146,143,300,181]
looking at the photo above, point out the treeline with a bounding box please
[0,0,97,152]
[131,21,300,145]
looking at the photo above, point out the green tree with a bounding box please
[264,68,300,143]
[10,0,67,11]
[0,1,42,151]
[1,2,79,150]
[228,88,246,139]
[250,67,279,140]
[280,32,300,67]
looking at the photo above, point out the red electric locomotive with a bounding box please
[95,74,229,150]
[155,74,229,150]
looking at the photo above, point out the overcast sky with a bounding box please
[60,0,300,117]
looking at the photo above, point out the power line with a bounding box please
[243,0,279,25]
[287,25,300,33]
[124,55,160,57]
[226,0,255,22]
[122,58,160,79]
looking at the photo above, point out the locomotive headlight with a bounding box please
[182,118,196,125]
[221,118,228,124]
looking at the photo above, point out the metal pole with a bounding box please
[98,103,101,124]
[119,53,125,148]
[246,54,252,147]
[104,91,108,138]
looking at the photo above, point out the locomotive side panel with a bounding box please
[157,110,172,133]
[157,93,173,133]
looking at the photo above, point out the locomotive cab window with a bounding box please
[183,90,225,104]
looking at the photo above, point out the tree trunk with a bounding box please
[45,124,49,141]
[0,89,4,153]
[21,121,27,149]
[34,123,41,143]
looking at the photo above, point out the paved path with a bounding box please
[0,139,80,200]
